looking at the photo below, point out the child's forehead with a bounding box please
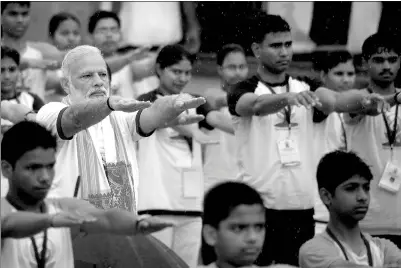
[224,204,265,221]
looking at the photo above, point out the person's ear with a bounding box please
[203,224,218,247]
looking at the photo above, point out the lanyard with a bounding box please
[257,75,292,132]
[326,228,373,267]
[367,88,399,158]
[6,196,48,268]
[338,113,348,150]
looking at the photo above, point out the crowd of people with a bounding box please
[1,1,401,268]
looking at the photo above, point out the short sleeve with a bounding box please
[27,92,45,112]
[373,237,401,264]
[227,76,258,117]
[197,102,215,130]
[36,102,70,140]
[299,236,342,268]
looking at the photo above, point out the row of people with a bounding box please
[2,120,400,267]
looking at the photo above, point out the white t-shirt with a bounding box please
[18,44,47,100]
[1,199,74,268]
[35,102,143,201]
[299,231,401,268]
[137,90,203,213]
[110,65,136,99]
[227,76,316,210]
[344,94,401,235]
[119,2,183,47]
[201,107,239,192]
[313,113,346,223]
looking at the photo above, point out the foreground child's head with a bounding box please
[317,150,373,225]
[203,181,266,267]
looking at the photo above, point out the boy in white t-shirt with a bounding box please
[344,33,401,247]
[311,50,357,234]
[199,181,266,268]
[198,44,249,192]
[299,150,401,268]
[1,121,174,268]
[1,1,57,100]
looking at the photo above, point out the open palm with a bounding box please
[109,96,152,113]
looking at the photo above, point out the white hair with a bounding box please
[61,45,103,79]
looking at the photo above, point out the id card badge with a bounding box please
[181,168,203,198]
[379,161,401,193]
[277,138,301,167]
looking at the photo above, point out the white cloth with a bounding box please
[137,109,203,213]
[232,78,316,210]
[111,65,135,99]
[202,107,239,191]
[151,215,202,268]
[35,102,142,203]
[119,2,183,47]
[1,199,74,268]
[344,101,401,235]
[19,44,47,100]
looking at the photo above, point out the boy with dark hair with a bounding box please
[1,46,44,133]
[1,121,173,268]
[299,150,401,268]
[88,10,152,99]
[344,32,401,246]
[1,1,58,100]
[199,181,266,268]
[227,13,388,266]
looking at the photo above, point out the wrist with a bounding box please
[48,214,56,228]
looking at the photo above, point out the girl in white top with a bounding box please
[199,44,249,192]
[45,12,82,102]
[311,50,357,235]
[137,45,204,268]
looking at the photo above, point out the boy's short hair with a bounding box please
[216,44,246,66]
[1,1,30,13]
[88,10,121,34]
[362,32,401,60]
[316,150,373,195]
[252,13,291,44]
[1,121,57,168]
[314,50,354,73]
[1,46,20,66]
[203,181,264,228]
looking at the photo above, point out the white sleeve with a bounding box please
[36,102,69,139]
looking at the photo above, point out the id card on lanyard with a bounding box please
[380,104,401,193]
[258,76,301,167]
[6,196,48,268]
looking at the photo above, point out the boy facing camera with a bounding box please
[299,150,401,268]
[199,181,266,268]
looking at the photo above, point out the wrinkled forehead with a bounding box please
[68,51,107,76]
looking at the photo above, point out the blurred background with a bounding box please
[21,1,401,93]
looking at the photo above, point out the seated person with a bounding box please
[299,150,401,268]
[199,181,266,268]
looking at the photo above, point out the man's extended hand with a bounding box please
[135,215,174,235]
[108,96,152,113]
[152,93,206,127]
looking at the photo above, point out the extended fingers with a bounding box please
[178,114,205,125]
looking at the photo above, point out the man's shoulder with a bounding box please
[231,75,260,93]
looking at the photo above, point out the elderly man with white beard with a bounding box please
[35,45,206,212]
